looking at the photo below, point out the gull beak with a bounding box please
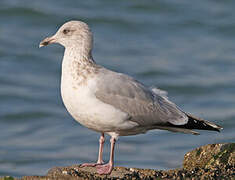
[39,35,57,48]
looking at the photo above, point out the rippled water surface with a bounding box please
[0,0,235,177]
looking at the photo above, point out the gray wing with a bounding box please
[95,68,188,127]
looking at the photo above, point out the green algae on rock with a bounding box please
[183,143,235,170]
[1,143,234,180]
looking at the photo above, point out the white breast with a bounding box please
[61,72,138,133]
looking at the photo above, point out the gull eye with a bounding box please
[63,29,70,35]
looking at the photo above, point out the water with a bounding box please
[0,0,234,177]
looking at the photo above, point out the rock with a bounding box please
[183,143,235,170]
[1,143,234,180]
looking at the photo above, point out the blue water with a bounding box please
[0,0,234,177]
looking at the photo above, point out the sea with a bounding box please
[0,0,234,177]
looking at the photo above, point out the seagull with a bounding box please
[39,20,222,175]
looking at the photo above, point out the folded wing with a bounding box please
[95,68,188,128]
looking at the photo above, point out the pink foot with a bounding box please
[96,163,113,175]
[81,162,104,167]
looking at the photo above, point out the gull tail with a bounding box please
[155,113,223,135]
[177,113,223,133]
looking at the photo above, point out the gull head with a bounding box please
[39,20,93,51]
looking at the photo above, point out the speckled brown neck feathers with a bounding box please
[70,58,100,83]
[62,48,100,87]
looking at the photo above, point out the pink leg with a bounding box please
[96,137,116,175]
[81,133,105,167]
[97,133,105,164]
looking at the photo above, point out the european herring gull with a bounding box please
[39,20,222,175]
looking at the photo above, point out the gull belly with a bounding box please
[61,76,138,133]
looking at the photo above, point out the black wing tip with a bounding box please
[185,113,223,132]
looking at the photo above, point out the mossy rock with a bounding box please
[183,143,235,170]
[0,177,15,180]
[1,143,234,179]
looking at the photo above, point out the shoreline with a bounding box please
[1,143,234,180]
